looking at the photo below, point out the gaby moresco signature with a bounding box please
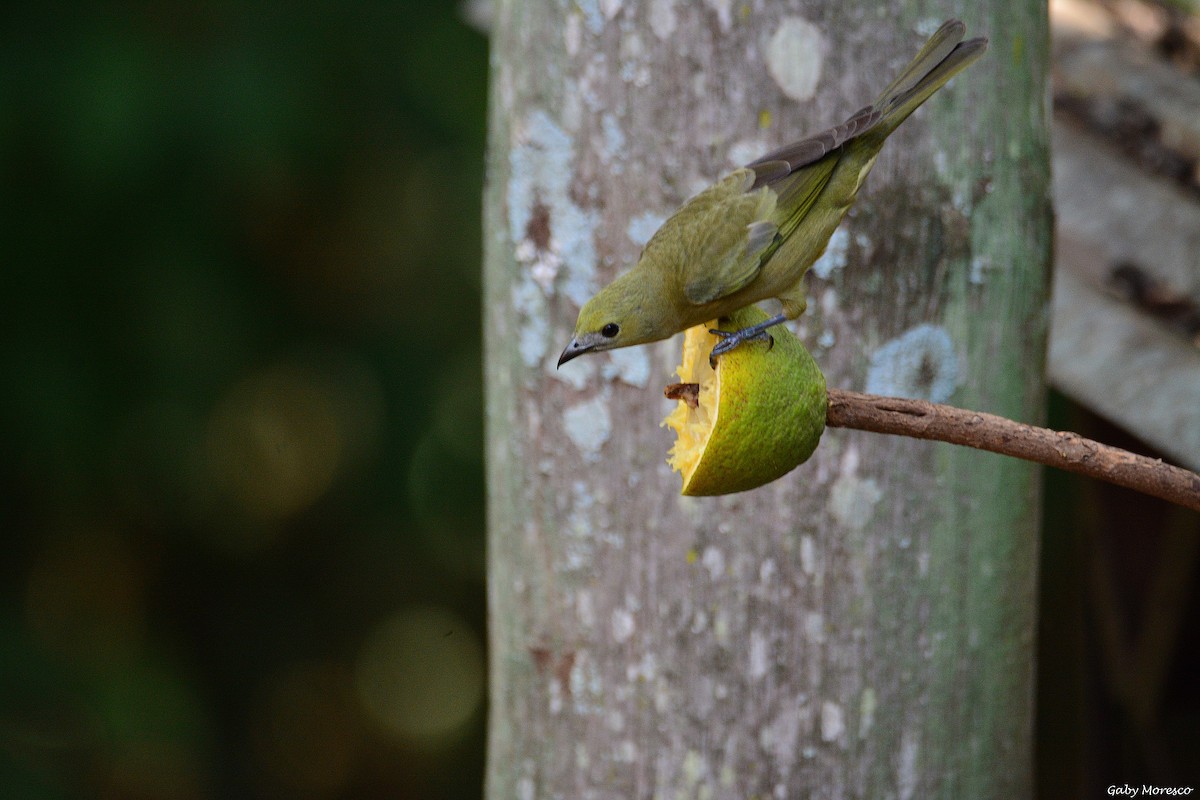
[1108,787,1195,797]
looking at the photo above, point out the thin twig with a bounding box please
[825,388,1200,513]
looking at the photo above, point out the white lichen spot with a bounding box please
[952,183,972,213]
[600,113,626,165]
[804,611,825,643]
[626,211,667,246]
[727,137,766,168]
[611,607,635,642]
[820,287,839,315]
[811,225,849,279]
[829,473,883,531]
[759,558,777,584]
[691,609,709,633]
[816,329,835,349]
[606,707,625,731]
[575,742,590,769]
[565,11,582,56]
[511,278,549,368]
[841,443,860,474]
[969,253,993,285]
[704,0,734,31]
[865,324,959,403]
[898,728,920,800]
[759,703,804,772]
[516,238,562,293]
[571,655,604,715]
[713,609,730,646]
[933,147,949,177]
[576,0,604,33]
[600,0,623,21]
[917,550,930,577]
[578,56,606,114]
[517,773,535,800]
[749,630,769,679]
[618,30,651,84]
[601,346,651,388]
[820,701,845,742]
[563,396,612,461]
[622,60,651,88]
[548,673,564,714]
[701,546,726,580]
[649,0,677,40]
[561,481,598,571]
[766,17,826,101]
[620,29,643,59]
[508,109,598,307]
[800,535,816,574]
[682,750,708,787]
[617,739,637,762]
[577,589,596,628]
[859,687,877,738]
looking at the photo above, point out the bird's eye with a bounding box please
[601,323,620,338]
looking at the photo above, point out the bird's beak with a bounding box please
[557,334,600,368]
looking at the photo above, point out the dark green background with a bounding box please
[2,3,487,797]
[1,2,1197,798]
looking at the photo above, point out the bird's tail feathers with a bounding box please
[867,20,988,141]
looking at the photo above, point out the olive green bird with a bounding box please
[558,19,987,369]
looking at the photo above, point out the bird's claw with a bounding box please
[707,327,775,369]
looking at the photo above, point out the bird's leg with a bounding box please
[708,313,788,368]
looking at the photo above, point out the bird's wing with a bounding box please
[748,104,880,186]
[679,172,780,305]
[745,105,878,239]
[681,108,874,309]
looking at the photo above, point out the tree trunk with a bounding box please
[484,2,1050,798]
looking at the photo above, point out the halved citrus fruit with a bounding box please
[662,306,826,496]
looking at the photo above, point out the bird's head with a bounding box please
[557,272,666,367]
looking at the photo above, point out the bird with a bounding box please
[558,19,988,369]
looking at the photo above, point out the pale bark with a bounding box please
[484,2,1051,798]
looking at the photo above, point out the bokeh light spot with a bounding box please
[205,363,342,523]
[354,606,484,747]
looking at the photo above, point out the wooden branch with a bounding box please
[825,388,1200,512]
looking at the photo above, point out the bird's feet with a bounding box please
[708,313,787,369]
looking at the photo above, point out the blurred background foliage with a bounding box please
[1,2,488,797]
[1,1,1198,798]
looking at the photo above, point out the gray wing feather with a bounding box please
[747,104,883,188]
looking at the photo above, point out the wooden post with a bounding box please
[484,2,1050,797]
